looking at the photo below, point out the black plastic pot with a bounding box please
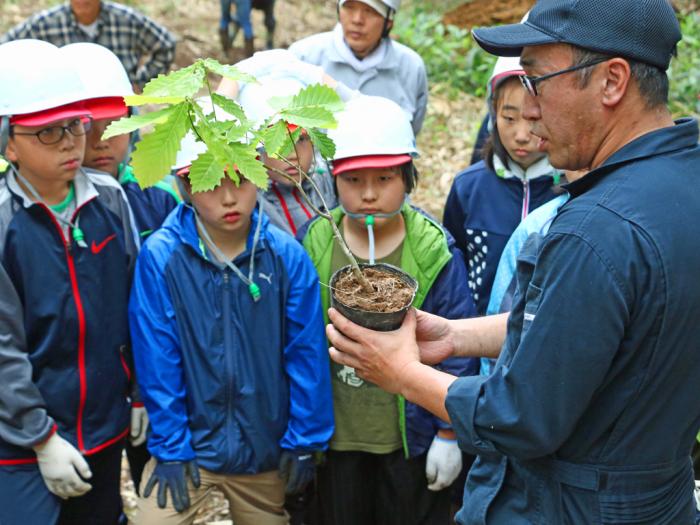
[330,263,418,332]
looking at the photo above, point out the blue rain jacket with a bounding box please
[447,119,700,524]
[129,204,334,474]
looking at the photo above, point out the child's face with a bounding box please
[495,79,545,170]
[83,118,131,178]
[188,175,258,236]
[263,133,314,185]
[6,117,86,187]
[336,166,406,228]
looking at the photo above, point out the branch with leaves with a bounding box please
[104,58,371,289]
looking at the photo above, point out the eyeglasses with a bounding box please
[12,118,92,145]
[519,57,610,97]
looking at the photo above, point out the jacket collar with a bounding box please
[493,154,559,182]
[564,118,699,198]
[7,167,100,210]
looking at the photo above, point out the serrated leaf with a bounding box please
[142,62,205,99]
[188,151,227,193]
[278,128,302,159]
[289,84,344,113]
[259,120,288,157]
[130,102,191,188]
[280,106,336,129]
[210,93,248,124]
[307,128,336,160]
[102,106,176,139]
[266,94,294,112]
[203,58,258,85]
[124,94,186,106]
[226,143,269,189]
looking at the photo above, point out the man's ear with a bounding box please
[601,58,632,109]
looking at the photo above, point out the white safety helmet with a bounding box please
[0,39,89,119]
[338,0,399,17]
[329,95,417,162]
[239,77,306,129]
[61,43,133,120]
[172,130,209,175]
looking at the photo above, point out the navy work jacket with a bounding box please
[447,119,700,524]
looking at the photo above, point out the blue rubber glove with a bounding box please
[143,460,200,512]
[278,450,315,495]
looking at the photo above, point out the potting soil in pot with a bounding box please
[333,267,414,313]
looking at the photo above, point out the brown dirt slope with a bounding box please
[443,0,536,29]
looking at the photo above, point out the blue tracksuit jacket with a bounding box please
[129,204,334,474]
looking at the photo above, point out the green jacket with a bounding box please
[301,203,477,457]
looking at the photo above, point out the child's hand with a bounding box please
[278,450,315,495]
[129,405,149,446]
[33,432,93,499]
[425,434,462,491]
[143,460,200,512]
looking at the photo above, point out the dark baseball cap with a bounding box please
[472,0,681,70]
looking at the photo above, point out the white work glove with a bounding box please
[425,435,462,491]
[130,405,149,447]
[33,433,92,499]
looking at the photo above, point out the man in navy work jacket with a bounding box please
[324,0,700,523]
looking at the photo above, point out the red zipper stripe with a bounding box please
[38,200,94,452]
[0,426,130,465]
[292,188,312,220]
[271,183,297,235]
[119,351,132,382]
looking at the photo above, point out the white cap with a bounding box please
[61,43,134,100]
[328,95,417,160]
[338,0,399,17]
[0,39,88,118]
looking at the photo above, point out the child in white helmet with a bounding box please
[225,50,339,237]
[443,56,562,319]
[0,39,139,524]
[62,43,181,242]
[128,129,334,524]
[289,0,428,135]
[299,95,478,525]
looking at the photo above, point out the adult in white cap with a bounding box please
[288,0,428,135]
[326,0,700,523]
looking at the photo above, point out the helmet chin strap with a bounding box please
[339,194,406,264]
[1,116,10,157]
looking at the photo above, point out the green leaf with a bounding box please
[307,128,336,160]
[124,94,186,106]
[130,102,191,188]
[280,106,337,129]
[142,62,205,99]
[278,128,302,159]
[259,120,288,157]
[188,151,227,193]
[202,58,258,85]
[210,93,248,124]
[226,142,269,189]
[288,84,344,113]
[266,94,294,112]
[102,106,176,139]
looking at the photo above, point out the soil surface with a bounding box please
[333,266,415,313]
[443,0,536,29]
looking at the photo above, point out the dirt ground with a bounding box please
[443,0,535,28]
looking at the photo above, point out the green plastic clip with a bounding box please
[72,227,87,248]
[553,172,561,185]
[365,215,375,226]
[249,282,261,302]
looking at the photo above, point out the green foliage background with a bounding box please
[393,2,700,117]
